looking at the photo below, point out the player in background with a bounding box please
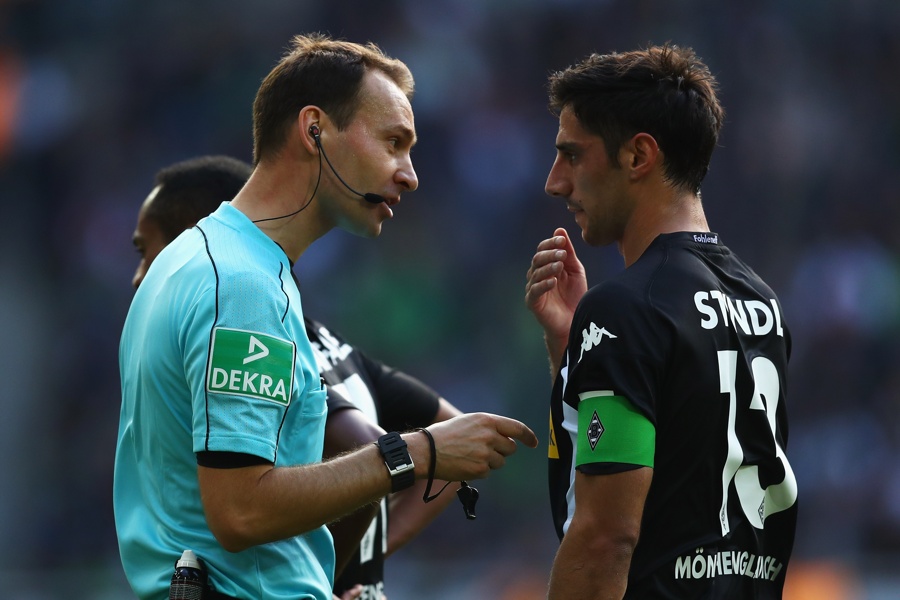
[131,154,461,599]
[525,44,798,598]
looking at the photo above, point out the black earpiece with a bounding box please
[308,124,320,138]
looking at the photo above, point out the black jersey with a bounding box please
[306,318,441,598]
[548,232,798,598]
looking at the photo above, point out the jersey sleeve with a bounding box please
[565,281,670,472]
[181,266,307,461]
[361,352,441,432]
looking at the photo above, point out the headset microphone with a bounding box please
[308,125,386,204]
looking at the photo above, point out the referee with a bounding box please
[129,155,462,599]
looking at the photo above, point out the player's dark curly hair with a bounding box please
[548,43,725,194]
[150,155,252,242]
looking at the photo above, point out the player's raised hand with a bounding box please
[525,227,587,343]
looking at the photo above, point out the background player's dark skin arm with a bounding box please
[548,467,652,599]
[386,397,462,555]
[324,398,464,571]
[322,408,386,580]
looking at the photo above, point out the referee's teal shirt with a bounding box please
[114,203,333,599]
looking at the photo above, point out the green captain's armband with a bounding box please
[576,391,655,468]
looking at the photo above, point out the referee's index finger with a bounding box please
[492,415,539,448]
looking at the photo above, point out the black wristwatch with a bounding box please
[376,432,416,493]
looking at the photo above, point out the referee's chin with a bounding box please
[333,208,388,238]
[343,220,385,239]
[363,218,386,238]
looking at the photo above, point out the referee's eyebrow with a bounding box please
[392,123,417,148]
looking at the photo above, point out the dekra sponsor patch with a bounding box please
[206,327,295,404]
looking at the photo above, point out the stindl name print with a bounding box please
[675,547,783,582]
[694,291,784,337]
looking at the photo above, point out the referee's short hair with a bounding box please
[252,33,414,165]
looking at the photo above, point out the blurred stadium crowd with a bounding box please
[1,0,899,598]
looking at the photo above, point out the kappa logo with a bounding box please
[310,325,353,372]
[207,328,295,405]
[578,322,617,362]
[587,410,604,451]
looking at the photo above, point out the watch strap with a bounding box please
[376,432,415,493]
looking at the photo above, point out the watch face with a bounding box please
[389,461,414,475]
[385,447,414,473]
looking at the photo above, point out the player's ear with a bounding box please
[623,132,659,181]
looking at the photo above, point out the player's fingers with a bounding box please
[524,275,555,306]
[536,233,566,251]
[532,248,567,271]
[526,249,567,289]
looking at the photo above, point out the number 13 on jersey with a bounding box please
[718,350,798,536]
